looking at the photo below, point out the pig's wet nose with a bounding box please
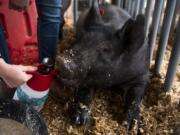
[59,57,71,73]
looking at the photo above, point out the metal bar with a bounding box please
[149,0,164,60]
[73,0,78,27]
[170,0,180,34]
[139,0,145,14]
[125,0,130,12]
[154,0,177,74]
[127,0,132,13]
[112,0,121,7]
[89,0,92,7]
[116,0,121,7]
[130,0,135,16]
[134,0,141,17]
[145,0,155,36]
[120,0,123,8]
[123,0,128,9]
[157,0,166,34]
[164,16,180,91]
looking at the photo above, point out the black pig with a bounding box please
[59,0,150,131]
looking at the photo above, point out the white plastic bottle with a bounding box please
[13,58,54,112]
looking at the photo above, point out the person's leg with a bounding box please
[35,0,62,63]
[0,25,11,64]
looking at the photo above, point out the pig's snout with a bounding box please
[59,56,77,78]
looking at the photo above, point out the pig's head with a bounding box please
[59,1,146,88]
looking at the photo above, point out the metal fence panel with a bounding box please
[164,16,180,91]
[149,0,164,60]
[154,0,177,75]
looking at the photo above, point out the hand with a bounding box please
[0,59,37,88]
[9,0,30,12]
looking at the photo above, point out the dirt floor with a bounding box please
[42,26,180,135]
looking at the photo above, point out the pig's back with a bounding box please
[76,3,131,34]
[100,4,131,30]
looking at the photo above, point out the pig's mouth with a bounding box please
[58,54,90,87]
[60,66,86,87]
[60,77,79,87]
[60,65,88,87]
[59,61,82,87]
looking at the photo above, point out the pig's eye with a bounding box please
[101,46,110,53]
[98,43,111,54]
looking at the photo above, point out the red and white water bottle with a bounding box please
[13,58,55,111]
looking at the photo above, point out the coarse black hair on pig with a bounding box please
[59,0,149,133]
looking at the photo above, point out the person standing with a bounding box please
[0,0,62,88]
[9,0,62,63]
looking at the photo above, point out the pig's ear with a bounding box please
[117,15,146,52]
[116,18,134,37]
[83,0,103,29]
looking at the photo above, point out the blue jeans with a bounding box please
[36,0,62,63]
[0,25,11,64]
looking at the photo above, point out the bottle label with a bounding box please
[16,87,48,109]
